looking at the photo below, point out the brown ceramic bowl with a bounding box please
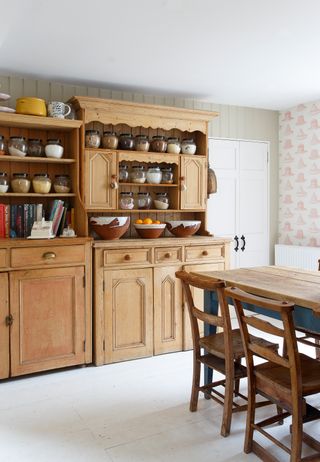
[166,220,201,237]
[134,223,166,239]
[90,216,130,240]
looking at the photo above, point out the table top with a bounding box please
[198,266,320,313]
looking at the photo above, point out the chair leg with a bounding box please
[244,382,256,453]
[234,358,241,396]
[277,405,284,425]
[190,358,201,412]
[220,369,234,437]
[316,339,320,360]
[290,406,303,462]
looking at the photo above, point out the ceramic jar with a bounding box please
[146,166,162,184]
[119,133,134,150]
[32,173,52,194]
[181,138,196,155]
[130,166,146,184]
[135,135,150,152]
[8,136,28,157]
[102,131,118,149]
[137,192,152,210]
[45,139,64,158]
[28,139,44,157]
[11,173,31,193]
[85,130,101,148]
[119,192,134,210]
[167,137,181,154]
[151,135,167,153]
[0,172,9,193]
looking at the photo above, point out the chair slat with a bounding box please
[249,342,289,368]
[244,315,285,338]
[192,306,224,328]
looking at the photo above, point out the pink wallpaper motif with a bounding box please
[279,101,320,246]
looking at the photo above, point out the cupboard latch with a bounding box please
[83,275,86,288]
[103,280,105,292]
[103,339,105,351]
[5,314,13,326]
[83,340,86,352]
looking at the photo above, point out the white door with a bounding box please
[207,139,269,268]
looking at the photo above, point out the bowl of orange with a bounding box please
[134,218,166,239]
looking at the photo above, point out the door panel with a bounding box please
[180,156,206,209]
[85,150,117,209]
[0,273,9,379]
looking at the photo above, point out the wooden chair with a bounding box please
[176,270,278,437]
[226,286,320,461]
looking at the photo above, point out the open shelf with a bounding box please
[119,182,178,188]
[0,193,76,197]
[0,155,75,164]
[89,209,202,213]
[0,113,82,131]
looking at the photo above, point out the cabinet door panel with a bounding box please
[10,266,85,376]
[104,268,153,363]
[85,150,117,209]
[0,272,9,379]
[180,156,206,209]
[154,266,182,355]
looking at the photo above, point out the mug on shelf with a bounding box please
[47,101,72,119]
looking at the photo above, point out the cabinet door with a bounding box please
[10,266,85,376]
[154,266,182,355]
[0,272,9,379]
[182,262,225,350]
[104,268,153,363]
[180,155,207,209]
[85,150,117,209]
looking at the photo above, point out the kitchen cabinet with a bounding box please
[85,150,117,210]
[180,155,207,210]
[207,138,269,268]
[0,272,9,379]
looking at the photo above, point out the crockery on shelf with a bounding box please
[45,139,64,158]
[11,173,31,193]
[28,139,44,157]
[16,97,47,116]
[119,191,134,209]
[146,166,162,184]
[166,220,201,237]
[0,172,9,193]
[0,135,6,155]
[130,165,146,183]
[85,130,101,148]
[167,137,181,154]
[119,133,134,150]
[154,192,169,210]
[0,106,15,113]
[53,175,71,193]
[32,173,52,194]
[0,92,10,101]
[90,216,130,240]
[47,101,72,119]
[135,134,150,152]
[181,138,197,155]
[8,136,28,157]
[151,135,167,153]
[102,131,118,149]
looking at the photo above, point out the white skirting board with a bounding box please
[275,244,320,271]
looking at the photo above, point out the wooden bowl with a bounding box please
[90,217,130,240]
[166,220,201,237]
[134,224,166,239]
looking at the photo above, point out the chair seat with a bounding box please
[199,328,278,361]
[255,353,320,396]
[200,353,247,379]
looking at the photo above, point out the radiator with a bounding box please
[275,244,320,271]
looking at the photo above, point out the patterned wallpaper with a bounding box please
[279,101,320,246]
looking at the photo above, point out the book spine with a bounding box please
[49,199,59,221]
[16,205,24,238]
[4,205,9,237]
[52,201,64,235]
[10,204,17,238]
[23,204,29,238]
[36,203,43,222]
[0,205,5,238]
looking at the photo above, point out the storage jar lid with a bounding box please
[13,172,29,177]
[34,173,49,178]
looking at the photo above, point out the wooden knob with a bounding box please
[124,254,131,261]
[164,252,172,258]
[42,252,56,260]
[202,250,208,256]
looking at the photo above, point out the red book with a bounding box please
[0,204,5,238]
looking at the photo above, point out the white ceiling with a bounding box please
[1,0,320,110]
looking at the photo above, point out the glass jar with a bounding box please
[154,192,169,210]
[167,137,181,154]
[135,135,150,152]
[130,165,146,184]
[161,167,173,184]
[102,131,118,149]
[53,174,71,193]
[119,164,129,183]
[85,130,101,148]
[11,173,31,193]
[119,192,134,210]
[0,135,6,155]
[146,166,162,184]
[32,173,52,194]
[181,138,197,155]
[8,136,28,157]
[119,133,134,150]
[45,139,64,158]
[151,135,167,153]
[0,172,9,193]
[136,192,152,210]
[28,139,44,157]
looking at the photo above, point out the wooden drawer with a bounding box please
[0,249,8,268]
[154,247,182,264]
[11,245,85,268]
[103,248,152,266]
[185,245,223,262]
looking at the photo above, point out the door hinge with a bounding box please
[83,275,86,288]
[5,314,13,326]
[83,340,86,352]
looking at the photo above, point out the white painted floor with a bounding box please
[0,342,318,461]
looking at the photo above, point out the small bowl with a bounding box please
[166,220,201,237]
[134,223,166,239]
[90,216,130,240]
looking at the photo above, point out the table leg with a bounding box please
[204,290,218,386]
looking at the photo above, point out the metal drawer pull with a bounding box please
[164,252,172,258]
[42,252,56,260]
[124,254,131,261]
[202,250,208,256]
[5,314,13,326]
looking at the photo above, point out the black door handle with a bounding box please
[234,235,239,252]
[241,235,246,251]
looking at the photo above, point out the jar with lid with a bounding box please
[119,133,134,150]
[8,136,28,157]
[135,135,150,152]
[154,192,169,210]
[151,135,167,153]
[102,131,118,149]
[119,192,134,210]
[167,137,181,154]
[0,172,9,193]
[181,138,197,155]
[161,167,173,184]
[136,192,152,210]
[119,164,129,183]
[53,174,71,193]
[130,165,146,184]
[85,130,101,148]
[32,173,52,194]
[146,166,162,184]
[0,135,6,155]
[11,173,31,193]
[28,139,44,157]
[45,139,64,159]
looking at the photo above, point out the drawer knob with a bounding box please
[202,250,208,256]
[124,254,131,261]
[164,252,172,258]
[42,252,56,260]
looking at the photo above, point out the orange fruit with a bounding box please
[143,218,153,225]
[153,220,161,224]
[135,219,143,224]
